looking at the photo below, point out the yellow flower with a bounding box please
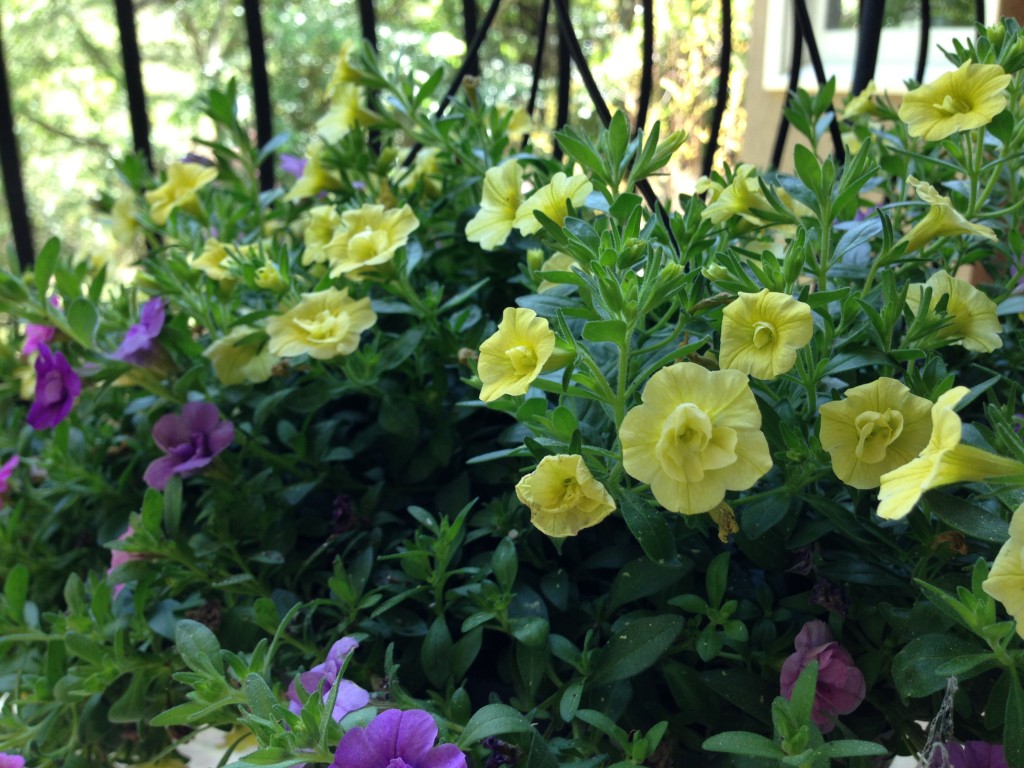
[301,205,342,267]
[906,270,1003,353]
[841,81,878,120]
[700,165,812,226]
[982,502,1024,638]
[145,162,217,226]
[478,307,555,402]
[620,362,772,515]
[266,287,377,360]
[325,40,362,98]
[504,105,534,136]
[719,289,813,380]
[900,177,998,253]
[877,387,1024,520]
[898,61,1011,141]
[515,454,616,537]
[538,252,584,293]
[514,172,593,236]
[324,204,420,279]
[396,147,441,195]
[192,239,234,282]
[283,142,343,202]
[317,83,376,144]
[111,191,140,246]
[16,353,37,400]
[255,262,288,292]
[204,326,279,385]
[819,377,933,489]
[466,161,525,250]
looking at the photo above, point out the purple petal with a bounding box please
[327,637,361,666]
[139,297,166,336]
[280,154,308,179]
[419,743,469,768]
[23,323,55,356]
[383,709,440,763]
[794,620,833,651]
[333,721,392,768]
[168,453,214,477]
[329,680,371,721]
[151,412,190,452]
[143,455,181,490]
[181,402,222,435]
[205,419,235,456]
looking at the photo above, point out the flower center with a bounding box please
[42,371,66,404]
[347,228,390,264]
[853,409,905,464]
[656,403,738,483]
[935,94,972,116]
[295,310,351,343]
[752,321,777,349]
[505,345,539,377]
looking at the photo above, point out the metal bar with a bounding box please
[916,0,930,83]
[852,0,884,94]
[434,0,503,118]
[526,0,550,119]
[463,0,481,76]
[0,21,34,268]
[243,0,274,192]
[357,0,377,47]
[702,0,732,176]
[552,0,611,126]
[113,0,152,170]
[974,0,984,29]
[636,0,654,133]
[792,0,845,164]
[771,13,803,169]
[554,0,571,155]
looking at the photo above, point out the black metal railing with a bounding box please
[0,0,986,268]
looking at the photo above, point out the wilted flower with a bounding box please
[0,754,26,768]
[287,637,370,720]
[466,161,525,250]
[780,620,866,733]
[0,456,19,500]
[301,205,343,266]
[898,61,1011,141]
[819,377,934,489]
[203,326,278,385]
[515,455,616,537]
[330,709,467,768]
[906,270,1003,353]
[145,162,217,226]
[878,387,1024,520]
[266,287,377,360]
[143,402,234,491]
[983,502,1024,638]
[477,307,555,402]
[112,297,166,367]
[514,171,593,236]
[324,204,420,279]
[192,239,234,282]
[719,289,814,380]
[900,178,998,254]
[283,142,343,201]
[619,362,772,515]
[27,344,82,430]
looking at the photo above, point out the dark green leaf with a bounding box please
[589,615,684,686]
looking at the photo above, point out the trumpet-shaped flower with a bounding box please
[538,251,584,293]
[326,40,362,97]
[898,61,1011,141]
[145,162,217,226]
[877,387,1024,520]
[620,362,772,515]
[27,345,81,430]
[192,239,234,282]
[477,307,555,402]
[316,83,375,144]
[396,146,441,195]
[906,270,1003,353]
[324,204,420,279]
[700,165,812,226]
[266,288,377,360]
[513,172,592,236]
[283,142,342,201]
[0,455,18,500]
[515,455,616,537]
[900,178,998,254]
[301,205,342,266]
[819,378,933,489]
[720,289,813,380]
[330,709,467,768]
[204,326,279,385]
[982,502,1024,638]
[466,161,525,250]
[113,297,166,367]
[841,80,878,120]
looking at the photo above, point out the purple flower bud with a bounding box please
[0,455,18,499]
[112,297,166,367]
[780,620,866,733]
[287,637,370,721]
[143,402,234,490]
[331,709,467,768]
[279,154,308,179]
[26,345,82,430]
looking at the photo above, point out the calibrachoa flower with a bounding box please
[283,141,342,201]
[316,82,369,143]
[287,637,370,720]
[0,754,26,768]
[192,239,233,282]
[279,153,308,179]
[840,80,878,120]
[719,289,813,380]
[477,307,555,402]
[699,165,812,226]
[465,161,525,250]
[330,708,467,768]
[898,61,1011,141]
[107,526,145,598]
[983,502,1024,638]
[514,171,593,236]
[23,321,55,356]
[900,178,998,254]
[619,362,772,515]
[143,402,234,491]
[878,387,1024,520]
[937,741,1009,768]
[324,204,420,279]
[819,377,933,489]
[906,270,1003,353]
[145,162,217,225]
[0,455,18,499]
[780,620,866,734]
[27,344,81,430]
[112,297,166,366]
[515,454,616,537]
[266,287,377,360]
[302,205,343,266]
[111,190,139,246]
[203,326,278,385]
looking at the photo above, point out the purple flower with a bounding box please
[113,297,166,366]
[780,620,866,734]
[0,754,26,768]
[27,344,82,430]
[280,153,308,179]
[940,742,1009,768]
[0,455,18,498]
[143,402,234,490]
[331,709,467,768]
[287,637,370,721]
[23,295,61,356]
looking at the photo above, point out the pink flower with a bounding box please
[0,455,19,499]
[0,754,26,768]
[143,402,234,490]
[780,620,866,733]
[107,526,145,597]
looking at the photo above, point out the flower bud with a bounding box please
[255,263,288,292]
[526,248,545,274]
[541,344,576,373]
[701,262,730,283]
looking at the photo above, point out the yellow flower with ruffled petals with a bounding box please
[898,61,1011,141]
[819,378,933,489]
[906,270,1003,353]
[514,172,593,236]
[515,454,616,537]
[466,161,525,250]
[145,162,217,226]
[203,326,279,385]
[720,289,813,380]
[266,288,376,360]
[302,205,342,266]
[324,204,419,279]
[900,177,998,254]
[620,362,772,515]
[478,307,555,402]
[877,387,1024,520]
[983,502,1024,638]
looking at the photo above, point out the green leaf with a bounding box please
[815,740,889,759]
[67,298,99,347]
[4,564,28,623]
[582,319,628,346]
[702,731,785,758]
[149,701,210,727]
[109,672,149,723]
[892,634,984,698]
[925,491,1010,543]
[175,619,224,676]
[458,703,534,747]
[705,552,730,609]
[1006,675,1024,768]
[421,617,453,688]
[163,476,183,539]
[589,615,684,686]
[245,673,279,720]
[607,557,689,613]
[34,238,61,298]
[576,708,629,747]
[559,678,585,722]
[618,492,676,565]
[792,145,822,196]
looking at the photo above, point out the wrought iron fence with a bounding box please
[0,0,985,268]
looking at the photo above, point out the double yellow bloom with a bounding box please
[266,287,377,361]
[515,455,616,537]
